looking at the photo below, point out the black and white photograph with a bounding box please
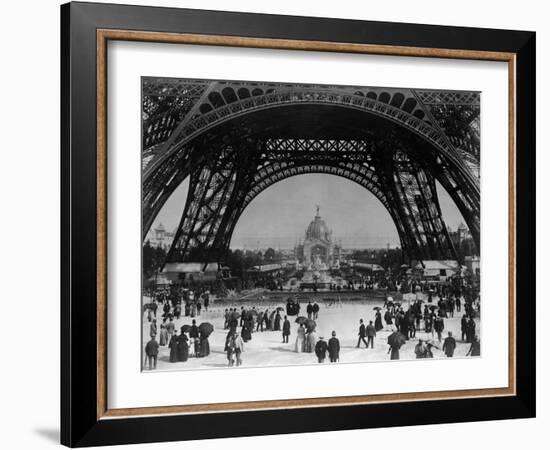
[141,78,481,371]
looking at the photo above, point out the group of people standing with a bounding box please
[144,296,213,369]
[294,325,341,363]
[306,300,320,319]
[357,319,377,348]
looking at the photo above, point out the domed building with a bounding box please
[294,206,341,267]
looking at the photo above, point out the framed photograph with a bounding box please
[61,1,535,447]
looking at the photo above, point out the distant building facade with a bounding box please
[146,223,175,249]
[294,206,341,266]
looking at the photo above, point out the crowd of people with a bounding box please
[144,277,481,370]
[143,288,212,370]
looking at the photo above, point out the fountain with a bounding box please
[300,254,335,290]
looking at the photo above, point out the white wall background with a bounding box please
[0,0,545,448]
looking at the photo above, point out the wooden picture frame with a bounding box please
[61,1,535,447]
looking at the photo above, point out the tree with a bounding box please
[142,240,167,279]
[264,247,276,261]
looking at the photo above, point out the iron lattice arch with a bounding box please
[142,78,481,264]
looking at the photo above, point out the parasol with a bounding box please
[305,319,317,332]
[180,324,191,333]
[394,302,401,307]
[198,322,214,338]
[373,306,382,311]
[387,331,406,348]
[426,339,440,350]
[230,310,241,319]
[276,306,285,312]
[295,316,308,325]
[429,305,438,312]
[246,309,259,319]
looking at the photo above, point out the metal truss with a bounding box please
[142,79,481,265]
[414,89,481,179]
[142,81,479,192]
[162,139,462,264]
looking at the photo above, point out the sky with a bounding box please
[149,173,466,250]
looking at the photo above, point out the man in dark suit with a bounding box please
[356,319,368,348]
[315,336,328,363]
[144,335,159,370]
[366,320,376,348]
[461,314,468,341]
[328,331,340,362]
[189,319,199,356]
[312,302,320,320]
[442,332,457,357]
[282,316,291,343]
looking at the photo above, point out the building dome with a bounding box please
[305,207,331,242]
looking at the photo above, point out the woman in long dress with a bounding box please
[241,322,251,342]
[389,344,400,360]
[305,331,316,353]
[374,311,383,332]
[295,324,306,353]
[177,333,189,362]
[274,312,281,331]
[159,320,168,346]
[384,309,393,330]
[199,332,210,357]
[268,311,276,331]
[169,332,179,362]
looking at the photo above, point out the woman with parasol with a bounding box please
[387,330,406,360]
[305,327,317,353]
[373,307,384,332]
[197,322,213,357]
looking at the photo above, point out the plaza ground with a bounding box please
[142,294,480,371]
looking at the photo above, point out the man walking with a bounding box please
[312,301,320,320]
[315,336,328,363]
[356,319,368,348]
[442,331,457,357]
[282,315,291,343]
[366,320,376,348]
[144,335,159,370]
[328,331,340,362]
[461,314,468,341]
[307,301,313,319]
